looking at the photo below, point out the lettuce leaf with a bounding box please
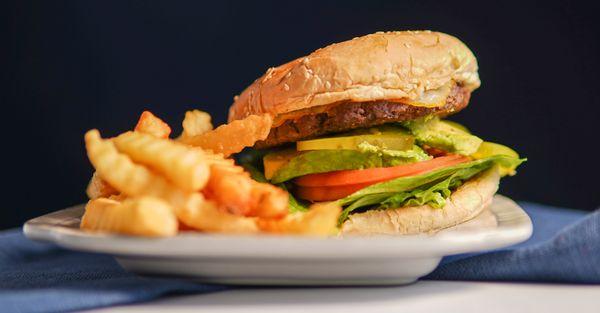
[380,165,484,209]
[279,184,309,213]
[336,155,524,224]
[241,161,268,183]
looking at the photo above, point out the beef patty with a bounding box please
[255,85,471,148]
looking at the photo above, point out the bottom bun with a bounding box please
[341,167,500,235]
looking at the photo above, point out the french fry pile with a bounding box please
[81,110,340,237]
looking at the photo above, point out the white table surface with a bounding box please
[88,281,600,313]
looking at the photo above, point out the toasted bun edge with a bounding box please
[340,167,500,236]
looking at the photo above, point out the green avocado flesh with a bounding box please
[402,117,483,155]
[269,146,431,184]
[238,118,525,221]
[297,126,415,152]
[267,119,483,183]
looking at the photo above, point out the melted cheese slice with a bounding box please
[272,81,456,127]
[399,81,454,108]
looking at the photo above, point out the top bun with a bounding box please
[229,31,480,122]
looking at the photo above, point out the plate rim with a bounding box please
[23,195,532,259]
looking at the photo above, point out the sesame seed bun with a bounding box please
[229,31,480,123]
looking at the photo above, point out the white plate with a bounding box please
[23,195,531,286]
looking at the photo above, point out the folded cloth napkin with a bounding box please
[0,202,598,313]
[0,232,226,313]
[426,202,600,283]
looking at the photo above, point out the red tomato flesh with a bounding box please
[295,155,469,187]
[294,155,469,202]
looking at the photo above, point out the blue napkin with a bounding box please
[1,202,598,313]
[426,202,600,283]
[0,231,226,313]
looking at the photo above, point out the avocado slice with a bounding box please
[442,120,471,134]
[268,146,430,184]
[402,117,483,155]
[471,141,521,176]
[263,149,302,180]
[297,126,415,152]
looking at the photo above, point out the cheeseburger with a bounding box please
[231,31,525,235]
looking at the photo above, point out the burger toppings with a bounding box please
[266,117,483,183]
[294,155,470,202]
[335,155,523,223]
[266,147,431,183]
[294,155,469,188]
[238,116,525,223]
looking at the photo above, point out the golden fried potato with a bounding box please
[206,159,288,218]
[250,182,289,218]
[134,111,171,139]
[108,193,128,201]
[180,110,213,139]
[86,172,118,199]
[179,114,272,157]
[175,194,258,234]
[84,129,203,212]
[81,197,177,237]
[204,151,245,172]
[113,131,210,192]
[258,203,341,236]
[87,110,172,199]
[82,111,343,236]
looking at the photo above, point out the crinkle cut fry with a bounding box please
[175,197,258,234]
[84,129,203,212]
[81,197,178,237]
[86,172,118,199]
[113,131,210,192]
[206,156,288,218]
[258,203,341,236]
[84,129,257,233]
[180,110,213,139]
[86,110,171,201]
[134,111,171,139]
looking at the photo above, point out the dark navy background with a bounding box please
[6,0,600,229]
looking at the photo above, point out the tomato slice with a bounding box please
[295,155,469,187]
[294,155,470,202]
[295,183,374,202]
